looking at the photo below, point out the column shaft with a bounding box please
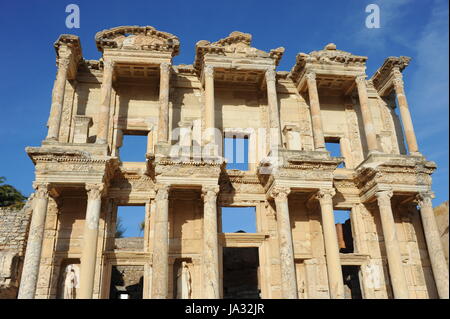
[416,192,449,298]
[79,184,103,299]
[317,189,345,299]
[272,187,298,299]
[393,72,419,154]
[96,60,114,144]
[375,190,409,299]
[355,75,379,153]
[151,185,170,299]
[158,62,171,143]
[204,65,215,144]
[306,72,325,150]
[266,69,282,149]
[202,185,220,298]
[18,183,49,299]
[46,57,70,140]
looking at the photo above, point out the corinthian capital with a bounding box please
[415,191,434,208]
[305,71,316,81]
[202,185,220,203]
[355,74,367,84]
[204,65,214,78]
[155,184,170,201]
[392,70,404,88]
[316,188,336,202]
[270,186,291,201]
[375,189,393,206]
[160,62,171,73]
[57,56,71,70]
[103,59,115,70]
[85,183,104,201]
[265,69,276,82]
[33,182,50,199]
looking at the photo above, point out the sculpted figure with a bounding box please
[62,264,79,299]
[176,261,192,299]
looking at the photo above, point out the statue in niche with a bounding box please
[176,261,192,299]
[60,264,79,299]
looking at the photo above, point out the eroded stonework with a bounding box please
[10,26,448,299]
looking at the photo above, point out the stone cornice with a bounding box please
[95,25,180,56]
[370,56,411,96]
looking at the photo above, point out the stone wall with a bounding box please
[0,201,32,298]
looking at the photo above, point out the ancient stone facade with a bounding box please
[14,26,448,299]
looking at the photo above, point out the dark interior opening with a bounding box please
[223,247,260,299]
[342,265,363,299]
[109,265,143,299]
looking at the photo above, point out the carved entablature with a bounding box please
[54,34,82,79]
[193,31,284,74]
[289,43,368,93]
[26,145,119,186]
[219,170,264,194]
[371,56,411,96]
[355,153,436,202]
[258,150,342,193]
[95,25,180,56]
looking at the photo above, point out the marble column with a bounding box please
[316,188,345,299]
[46,56,71,141]
[18,183,50,299]
[79,184,104,299]
[158,62,171,143]
[416,191,449,298]
[355,75,379,153]
[202,185,220,298]
[375,190,409,299]
[151,184,170,299]
[392,71,420,154]
[204,65,215,145]
[96,60,114,144]
[271,186,298,299]
[266,69,282,150]
[306,72,325,151]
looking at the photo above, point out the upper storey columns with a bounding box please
[46,55,71,141]
[392,70,420,155]
[203,65,216,145]
[96,59,115,144]
[158,62,171,144]
[305,72,326,151]
[266,69,283,150]
[355,74,379,154]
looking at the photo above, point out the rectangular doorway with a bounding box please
[222,247,260,299]
[342,265,363,299]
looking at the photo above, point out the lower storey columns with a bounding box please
[202,185,220,298]
[151,184,170,299]
[18,183,50,299]
[79,184,104,299]
[375,190,409,299]
[416,192,449,298]
[316,188,345,299]
[271,186,298,299]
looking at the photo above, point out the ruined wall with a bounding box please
[0,204,32,299]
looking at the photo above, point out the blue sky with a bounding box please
[0,1,448,233]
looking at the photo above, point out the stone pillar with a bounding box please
[147,126,154,154]
[316,188,345,299]
[18,183,50,299]
[96,60,114,144]
[46,56,71,141]
[266,69,282,150]
[271,186,298,299]
[355,75,379,154]
[151,184,170,299]
[375,190,409,299]
[202,185,220,298]
[392,71,420,154]
[203,65,216,146]
[306,72,325,151]
[416,191,449,298]
[158,62,171,144]
[79,184,104,299]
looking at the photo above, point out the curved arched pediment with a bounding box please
[95,25,180,56]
